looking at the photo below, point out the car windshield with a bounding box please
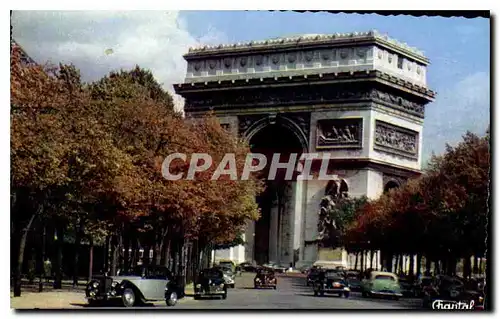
[325,271,343,279]
[375,275,395,281]
[118,266,144,277]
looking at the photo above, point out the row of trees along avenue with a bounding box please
[11,46,263,297]
[320,129,489,279]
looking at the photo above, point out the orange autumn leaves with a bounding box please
[345,131,489,257]
[11,47,262,245]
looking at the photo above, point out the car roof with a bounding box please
[370,271,398,278]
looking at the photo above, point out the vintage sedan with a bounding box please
[306,266,322,286]
[361,271,403,300]
[345,271,362,292]
[85,266,182,307]
[254,268,277,289]
[215,265,236,288]
[194,268,228,300]
[313,269,350,298]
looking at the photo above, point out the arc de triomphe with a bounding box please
[174,31,435,268]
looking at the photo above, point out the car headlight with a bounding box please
[92,281,99,288]
[219,283,225,288]
[479,296,484,303]
[255,278,261,282]
[111,281,118,287]
[196,284,201,288]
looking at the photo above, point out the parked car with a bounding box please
[313,269,350,298]
[215,265,235,288]
[345,271,362,292]
[194,268,228,300]
[398,277,417,298]
[254,268,277,289]
[218,260,236,272]
[415,275,434,297]
[422,275,484,310]
[239,262,258,272]
[306,266,322,286]
[85,265,182,307]
[263,263,287,273]
[361,271,403,300]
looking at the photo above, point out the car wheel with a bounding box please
[362,291,367,298]
[165,291,178,307]
[122,288,136,307]
[344,292,350,298]
[393,296,400,301]
[320,291,325,297]
[194,295,201,300]
[222,292,227,300]
[273,286,277,290]
[230,284,235,289]
[314,290,318,296]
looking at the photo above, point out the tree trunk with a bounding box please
[409,254,415,277]
[394,255,399,274]
[110,235,118,276]
[164,239,171,268]
[360,250,364,271]
[123,233,130,273]
[72,220,83,287]
[38,225,46,292]
[370,250,374,269]
[88,237,94,282]
[416,254,422,277]
[399,254,404,275]
[53,223,64,289]
[425,256,431,275]
[104,236,110,273]
[472,255,478,275]
[130,237,138,268]
[13,213,37,297]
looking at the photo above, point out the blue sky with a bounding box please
[179,11,490,163]
[12,11,490,165]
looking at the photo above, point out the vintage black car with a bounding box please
[85,266,182,307]
[399,277,417,297]
[306,266,322,286]
[313,269,350,298]
[194,268,228,300]
[422,275,485,310]
[254,268,277,289]
[215,265,236,288]
[345,271,362,292]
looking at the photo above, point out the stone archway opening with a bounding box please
[248,123,304,266]
[384,181,399,193]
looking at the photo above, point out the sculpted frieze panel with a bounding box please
[374,120,418,158]
[185,87,425,119]
[316,118,363,149]
[370,90,424,116]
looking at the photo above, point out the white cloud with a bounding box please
[423,71,490,161]
[11,11,227,112]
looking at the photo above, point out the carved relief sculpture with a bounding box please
[374,120,419,159]
[316,118,363,149]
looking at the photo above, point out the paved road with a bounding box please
[12,273,423,310]
[175,273,423,310]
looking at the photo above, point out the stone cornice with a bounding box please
[186,31,428,64]
[308,157,422,178]
[174,70,436,100]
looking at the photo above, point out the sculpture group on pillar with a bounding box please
[316,180,348,245]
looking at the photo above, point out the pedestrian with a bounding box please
[44,258,52,283]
